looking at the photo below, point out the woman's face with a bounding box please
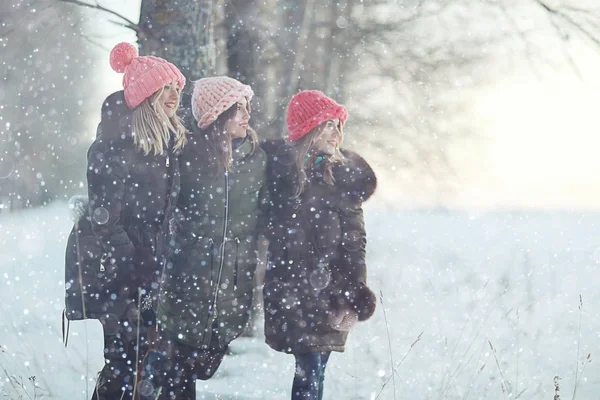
[225,97,251,139]
[312,119,342,155]
[157,81,181,118]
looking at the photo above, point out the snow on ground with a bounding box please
[1,202,599,399]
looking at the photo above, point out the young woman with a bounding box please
[141,76,269,399]
[64,42,187,400]
[262,90,377,400]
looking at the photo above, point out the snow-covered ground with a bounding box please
[1,203,599,399]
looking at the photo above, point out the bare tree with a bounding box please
[0,0,93,210]
[59,0,215,80]
[317,0,600,191]
[34,0,600,203]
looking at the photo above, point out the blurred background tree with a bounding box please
[0,0,95,211]
[2,0,599,209]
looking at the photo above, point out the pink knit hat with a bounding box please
[192,76,254,129]
[286,90,348,141]
[109,42,186,109]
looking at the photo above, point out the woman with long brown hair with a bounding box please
[262,90,377,400]
[140,76,269,399]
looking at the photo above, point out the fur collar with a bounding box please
[262,139,377,204]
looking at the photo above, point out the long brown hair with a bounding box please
[290,120,345,199]
[131,87,188,155]
[193,99,258,176]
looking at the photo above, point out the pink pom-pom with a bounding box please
[109,42,138,73]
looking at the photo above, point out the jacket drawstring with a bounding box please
[209,238,215,286]
[233,237,240,289]
[61,309,70,347]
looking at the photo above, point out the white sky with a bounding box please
[82,1,600,211]
[452,53,600,211]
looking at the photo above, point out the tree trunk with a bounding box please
[273,0,315,136]
[334,0,358,104]
[322,1,338,94]
[139,0,214,81]
[224,0,270,133]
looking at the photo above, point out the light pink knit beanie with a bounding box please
[192,76,254,129]
[109,42,186,109]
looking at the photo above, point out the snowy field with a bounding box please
[1,202,599,399]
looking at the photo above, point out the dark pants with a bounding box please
[139,323,228,400]
[90,285,157,400]
[292,351,332,400]
[92,316,149,400]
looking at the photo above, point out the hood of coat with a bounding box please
[262,139,377,205]
[178,91,195,132]
[96,90,132,140]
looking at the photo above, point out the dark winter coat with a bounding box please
[64,90,181,321]
[261,139,377,354]
[157,133,269,349]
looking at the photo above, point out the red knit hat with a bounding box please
[286,90,348,141]
[109,42,186,109]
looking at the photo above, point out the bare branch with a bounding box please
[56,0,141,33]
[107,19,136,31]
[80,33,111,51]
[543,8,583,79]
[0,27,15,38]
[533,0,600,48]
[493,2,544,80]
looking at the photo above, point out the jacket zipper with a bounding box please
[205,170,230,346]
[155,152,173,263]
[156,152,173,280]
[209,238,215,286]
[233,237,240,290]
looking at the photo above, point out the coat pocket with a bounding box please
[65,227,122,319]
[164,237,214,297]
[228,236,258,290]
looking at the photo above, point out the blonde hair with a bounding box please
[131,87,188,155]
[196,99,258,176]
[290,120,345,199]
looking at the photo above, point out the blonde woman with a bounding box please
[64,42,187,400]
[262,90,377,400]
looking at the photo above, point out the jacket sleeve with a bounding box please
[335,203,376,321]
[257,179,271,237]
[86,143,135,264]
[339,205,367,283]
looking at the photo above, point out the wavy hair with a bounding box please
[290,120,345,199]
[192,99,257,176]
[131,87,188,155]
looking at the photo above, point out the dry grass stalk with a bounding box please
[554,375,561,400]
[378,290,397,400]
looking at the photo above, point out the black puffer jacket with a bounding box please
[157,132,269,349]
[262,139,377,354]
[64,90,181,321]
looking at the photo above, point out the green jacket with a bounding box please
[157,134,268,349]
